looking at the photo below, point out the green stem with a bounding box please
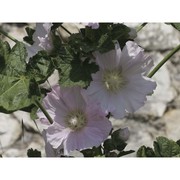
[148,44,180,78]
[35,100,53,124]
[0,27,19,43]
[136,23,147,32]
[60,25,72,35]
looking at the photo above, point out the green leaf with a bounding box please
[137,136,180,157]
[0,75,34,112]
[69,23,132,55]
[153,141,162,157]
[27,51,55,83]
[136,146,155,157]
[110,23,131,49]
[1,42,27,76]
[23,27,35,45]
[111,128,128,151]
[176,139,180,146]
[27,148,41,157]
[0,41,41,113]
[103,139,115,153]
[155,136,180,157]
[80,149,94,157]
[137,146,148,157]
[57,46,99,87]
[0,41,10,71]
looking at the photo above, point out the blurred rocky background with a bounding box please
[0,23,180,157]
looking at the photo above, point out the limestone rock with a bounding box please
[0,23,27,48]
[2,132,45,157]
[12,111,41,133]
[136,23,180,50]
[163,109,180,140]
[0,113,22,148]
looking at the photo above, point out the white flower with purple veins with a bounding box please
[86,41,157,119]
[37,85,112,156]
[26,23,53,61]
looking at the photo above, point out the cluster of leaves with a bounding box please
[137,136,180,157]
[27,148,41,157]
[81,128,134,157]
[0,23,134,116]
[68,23,133,55]
[0,40,54,114]
[54,23,133,88]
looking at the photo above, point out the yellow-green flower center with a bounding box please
[65,110,87,131]
[103,70,126,93]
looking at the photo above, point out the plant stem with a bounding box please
[60,24,72,35]
[136,23,147,32]
[0,27,19,43]
[35,100,53,124]
[148,44,180,78]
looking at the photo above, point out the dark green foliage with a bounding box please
[27,148,41,157]
[0,41,43,113]
[27,51,55,83]
[137,136,180,157]
[56,46,99,88]
[103,139,115,153]
[81,146,103,157]
[23,27,35,45]
[137,146,155,157]
[69,23,132,55]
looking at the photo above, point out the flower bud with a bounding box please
[112,127,130,142]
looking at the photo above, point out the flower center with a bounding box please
[65,110,87,131]
[103,70,126,93]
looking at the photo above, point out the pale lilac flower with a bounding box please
[86,41,156,119]
[42,130,64,157]
[83,22,99,29]
[26,23,53,61]
[37,85,112,155]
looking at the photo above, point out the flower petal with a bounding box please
[94,44,121,70]
[59,86,86,111]
[46,122,71,149]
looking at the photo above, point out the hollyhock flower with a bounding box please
[42,130,65,157]
[86,41,156,119]
[26,23,53,61]
[37,85,112,155]
[83,22,99,29]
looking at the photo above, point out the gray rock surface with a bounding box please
[136,23,180,50]
[0,113,22,148]
[12,111,42,133]
[163,110,180,141]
